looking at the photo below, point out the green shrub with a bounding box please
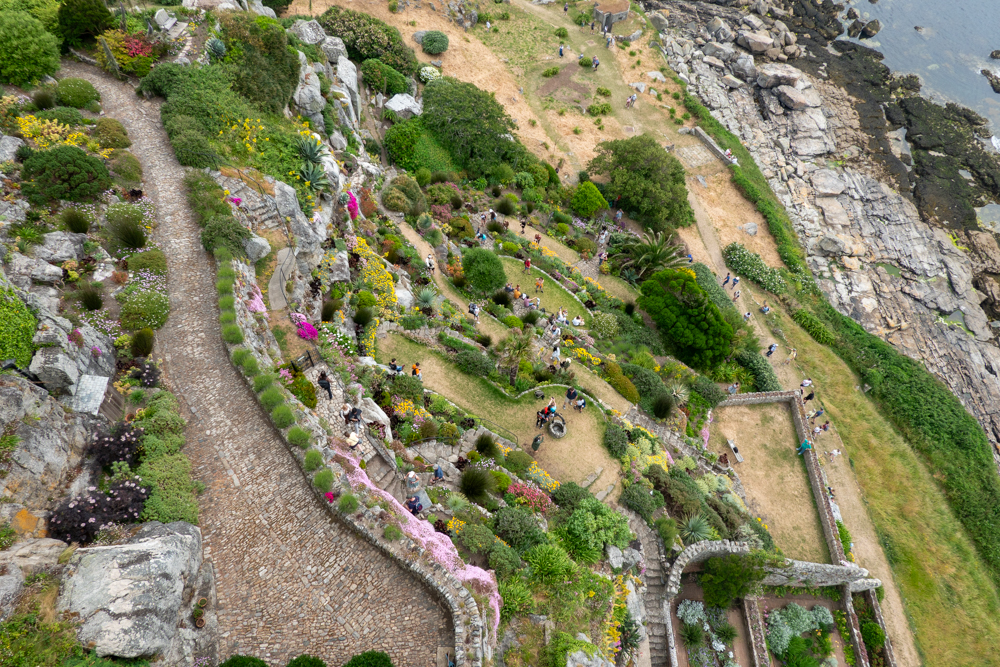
[384,524,403,541]
[272,404,295,428]
[460,467,496,503]
[338,493,360,513]
[203,215,251,256]
[304,449,323,471]
[120,290,170,330]
[492,505,546,553]
[240,354,260,377]
[319,6,417,73]
[20,145,111,206]
[232,348,250,365]
[542,66,560,77]
[135,453,200,525]
[217,13,300,115]
[0,11,59,86]
[221,324,244,344]
[700,554,765,609]
[286,656,327,667]
[127,249,167,274]
[490,470,512,493]
[260,387,284,411]
[109,150,142,184]
[288,426,312,449]
[620,483,664,522]
[734,349,781,392]
[602,424,630,458]
[58,207,90,235]
[131,327,155,358]
[586,102,612,117]
[560,496,633,563]
[94,117,130,149]
[36,106,83,125]
[422,30,449,54]
[57,0,111,44]
[57,77,100,108]
[456,349,494,376]
[309,467,332,492]
[220,656,268,667]
[488,540,522,579]
[361,58,409,95]
[551,482,591,512]
[165,115,217,168]
[723,242,786,294]
[504,450,534,476]
[654,516,678,549]
[605,363,641,404]
[253,373,275,393]
[861,621,885,650]
[792,309,835,345]
[462,248,506,294]
[571,180,608,217]
[524,543,575,584]
[554,26,568,39]
[502,315,523,329]
[342,652,393,667]
[691,375,726,407]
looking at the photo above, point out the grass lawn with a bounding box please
[593,273,639,303]
[709,403,829,563]
[499,256,590,323]
[770,306,1000,666]
[376,332,620,496]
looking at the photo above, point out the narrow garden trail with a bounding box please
[58,62,453,667]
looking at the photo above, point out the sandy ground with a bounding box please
[376,333,621,496]
[694,171,782,267]
[709,403,829,564]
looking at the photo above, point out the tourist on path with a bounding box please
[722,272,731,287]
[550,346,561,363]
[406,495,423,516]
[560,44,564,57]
[563,1,568,11]
[532,433,544,451]
[425,254,435,272]
[801,378,813,388]
[520,219,527,234]
[346,432,360,451]
[523,257,532,273]
[564,385,579,409]
[733,289,741,302]
[783,348,797,365]
[317,371,333,400]
[804,391,815,402]
[766,343,778,357]
[743,312,751,323]
[731,276,739,289]
[592,56,600,69]
[591,20,595,31]
[809,407,825,422]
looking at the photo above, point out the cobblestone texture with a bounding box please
[59,62,453,666]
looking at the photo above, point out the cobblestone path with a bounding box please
[60,62,453,666]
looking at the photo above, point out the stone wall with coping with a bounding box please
[221,259,491,666]
[665,539,751,597]
[861,589,897,667]
[741,597,770,667]
[761,559,879,590]
[842,585,871,667]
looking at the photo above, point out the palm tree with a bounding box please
[619,231,686,280]
[496,328,536,386]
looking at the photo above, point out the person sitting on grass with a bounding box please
[572,315,584,326]
[573,396,586,412]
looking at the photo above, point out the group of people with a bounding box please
[386,358,421,380]
[624,94,638,108]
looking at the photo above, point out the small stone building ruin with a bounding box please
[593,0,630,31]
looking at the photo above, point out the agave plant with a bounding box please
[416,212,434,231]
[680,514,714,545]
[296,136,324,164]
[667,381,690,405]
[620,267,639,285]
[416,288,436,315]
[206,37,226,61]
[298,162,329,191]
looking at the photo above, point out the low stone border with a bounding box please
[218,254,493,666]
[842,585,872,667]
[742,597,771,667]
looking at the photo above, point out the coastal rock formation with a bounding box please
[663,2,1000,457]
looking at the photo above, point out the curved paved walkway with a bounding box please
[61,62,453,666]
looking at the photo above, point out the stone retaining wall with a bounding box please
[862,589,897,667]
[842,586,871,667]
[742,597,770,667]
[761,559,879,590]
[692,126,739,165]
[221,259,493,666]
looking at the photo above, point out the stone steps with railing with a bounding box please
[624,508,672,667]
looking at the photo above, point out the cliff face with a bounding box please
[660,2,1000,457]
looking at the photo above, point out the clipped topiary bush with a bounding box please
[461,248,506,294]
[94,117,131,149]
[0,11,59,87]
[272,404,295,429]
[304,449,324,472]
[421,30,449,54]
[57,77,100,108]
[20,145,111,206]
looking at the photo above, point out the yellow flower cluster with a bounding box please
[361,317,379,353]
[584,276,605,292]
[677,267,697,280]
[529,241,558,259]
[446,516,466,533]
[496,441,512,456]
[223,116,267,155]
[16,116,87,150]
[394,398,432,422]
[570,345,602,366]
[526,461,560,492]
[355,237,398,319]
[645,452,670,472]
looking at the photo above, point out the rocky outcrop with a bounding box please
[0,375,96,510]
[58,521,217,663]
[385,93,423,119]
[289,19,326,44]
[28,307,115,395]
[0,537,69,574]
[320,36,347,63]
[336,56,360,124]
[666,6,1000,454]
[33,232,87,264]
[0,133,25,163]
[0,563,23,621]
[292,51,327,131]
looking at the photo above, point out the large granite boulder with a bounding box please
[737,30,773,53]
[243,234,271,263]
[756,62,804,89]
[731,54,758,83]
[320,36,347,63]
[58,522,203,659]
[289,19,326,45]
[0,134,25,163]
[0,537,69,574]
[385,93,422,119]
[0,563,23,622]
[27,308,115,395]
[0,375,93,509]
[33,232,87,264]
[337,56,360,123]
[247,0,276,19]
[360,397,393,441]
[7,252,64,286]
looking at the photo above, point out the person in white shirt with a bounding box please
[571,315,584,326]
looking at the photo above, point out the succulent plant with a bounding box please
[296,136,323,164]
[298,162,329,191]
[206,37,226,61]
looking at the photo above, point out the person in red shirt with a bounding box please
[523,258,531,273]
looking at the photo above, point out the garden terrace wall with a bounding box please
[717,390,847,564]
[759,559,879,590]
[842,585,872,667]
[741,596,770,667]
[861,588,898,667]
[220,258,493,666]
[665,539,751,597]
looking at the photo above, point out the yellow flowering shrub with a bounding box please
[16,115,87,150]
[354,237,398,319]
[583,276,605,292]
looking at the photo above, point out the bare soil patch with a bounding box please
[698,172,782,267]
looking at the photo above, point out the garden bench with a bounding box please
[727,439,744,463]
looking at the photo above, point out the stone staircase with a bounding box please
[627,511,671,666]
[212,171,286,232]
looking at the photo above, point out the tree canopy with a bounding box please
[587,134,694,232]
[422,77,528,177]
[571,180,608,217]
[638,269,733,369]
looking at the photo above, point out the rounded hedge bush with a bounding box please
[94,117,131,149]
[20,145,111,206]
[338,493,360,514]
[461,248,506,294]
[272,404,295,429]
[288,426,311,449]
[220,656,268,667]
[259,387,284,411]
[0,12,59,87]
[421,31,449,55]
[303,449,323,472]
[130,327,155,358]
[221,324,244,344]
[287,656,327,667]
[56,77,100,108]
[37,106,83,125]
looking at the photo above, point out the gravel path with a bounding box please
[59,61,453,666]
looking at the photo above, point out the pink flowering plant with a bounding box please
[508,482,553,513]
[247,286,267,314]
[297,320,319,341]
[347,191,359,220]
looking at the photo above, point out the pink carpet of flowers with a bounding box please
[334,442,501,632]
[297,321,319,341]
[347,191,359,220]
[247,286,267,314]
[507,482,553,513]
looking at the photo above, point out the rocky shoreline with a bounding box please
[646,0,1000,465]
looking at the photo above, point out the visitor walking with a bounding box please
[743,312,751,323]
[804,391,815,402]
[722,272,731,287]
[563,385,578,409]
[559,44,564,57]
[592,56,600,69]
[783,348,797,365]
[614,209,623,224]
[809,408,825,422]
[550,345,561,364]
[766,343,778,357]
[317,371,333,400]
[425,254,435,272]
[731,276,739,289]
[523,257,532,273]
[733,289,741,302]
[346,432,360,451]
[591,20,595,31]
[469,302,481,322]
[520,219,527,234]
[412,362,422,380]
[727,382,740,395]
[532,433,544,451]
[606,35,612,48]
[343,404,362,431]
[535,276,544,293]
[563,1,568,11]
